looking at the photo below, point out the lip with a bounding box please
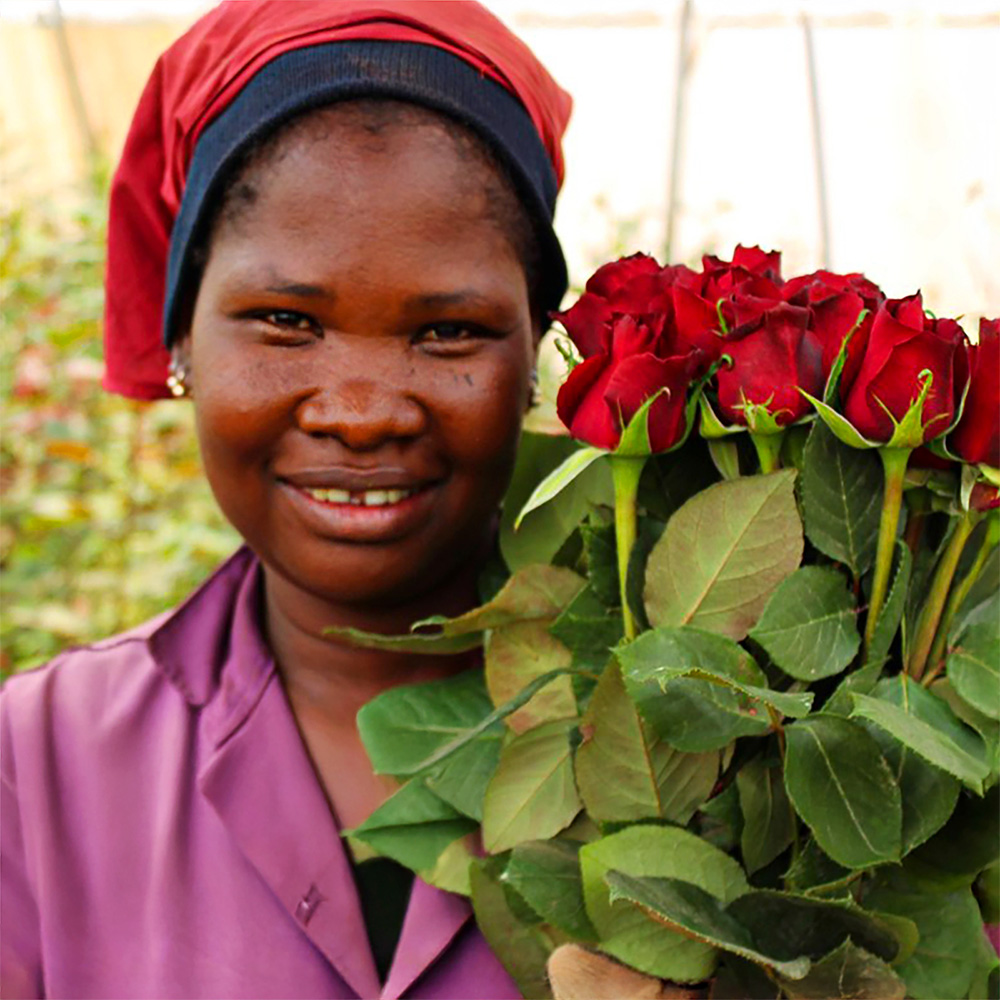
[277,466,437,492]
[278,478,440,544]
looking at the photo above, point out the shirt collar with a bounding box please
[148,545,270,715]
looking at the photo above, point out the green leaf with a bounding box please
[580,521,620,607]
[619,626,771,751]
[854,680,961,853]
[574,661,719,823]
[328,563,584,653]
[863,720,960,856]
[782,837,853,895]
[424,732,502,821]
[501,433,614,572]
[548,584,623,674]
[850,675,989,792]
[631,676,772,751]
[949,621,1000,721]
[776,940,905,1000]
[800,421,883,577]
[726,890,900,964]
[402,667,579,777]
[604,873,811,980]
[469,857,556,1000]
[644,469,803,640]
[905,785,1000,888]
[357,669,499,779]
[802,392,880,449]
[579,825,749,982]
[784,715,902,869]
[322,625,482,655]
[618,626,814,731]
[865,872,982,1000]
[420,564,585,636]
[932,678,1000,774]
[345,780,476,871]
[736,757,795,874]
[749,566,860,681]
[481,720,581,853]
[503,839,597,940]
[420,836,474,896]
[485,621,577,733]
[515,445,607,529]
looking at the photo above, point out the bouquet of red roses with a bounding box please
[337,247,999,1000]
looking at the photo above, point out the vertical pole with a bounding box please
[801,12,831,267]
[665,0,694,262]
[50,0,98,159]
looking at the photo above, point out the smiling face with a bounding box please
[182,104,537,611]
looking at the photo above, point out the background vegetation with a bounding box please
[0,167,238,677]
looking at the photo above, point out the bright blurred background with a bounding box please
[2,0,998,674]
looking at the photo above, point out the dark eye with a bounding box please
[418,323,474,344]
[262,310,320,334]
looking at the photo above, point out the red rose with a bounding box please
[783,271,885,387]
[670,246,784,361]
[554,253,693,358]
[841,293,970,445]
[556,313,706,452]
[948,318,999,468]
[715,302,822,426]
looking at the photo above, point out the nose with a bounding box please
[295,375,428,451]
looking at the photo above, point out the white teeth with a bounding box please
[305,486,414,506]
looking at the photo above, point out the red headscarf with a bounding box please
[103,0,572,400]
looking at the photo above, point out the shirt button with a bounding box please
[295,883,324,926]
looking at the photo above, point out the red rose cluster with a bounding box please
[554,248,998,475]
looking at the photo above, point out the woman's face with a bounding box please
[183,110,537,610]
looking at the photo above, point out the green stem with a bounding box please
[924,511,1000,682]
[864,447,912,651]
[908,510,979,680]
[610,455,646,642]
[750,432,784,474]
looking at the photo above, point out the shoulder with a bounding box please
[1,546,259,779]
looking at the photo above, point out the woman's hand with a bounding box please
[547,944,709,1000]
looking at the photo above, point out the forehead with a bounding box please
[206,106,524,288]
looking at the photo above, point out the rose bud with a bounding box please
[715,302,822,427]
[553,253,691,359]
[556,314,706,452]
[783,271,885,388]
[670,247,783,361]
[841,293,971,445]
[948,318,999,469]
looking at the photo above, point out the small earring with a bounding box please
[529,368,541,408]
[167,358,190,398]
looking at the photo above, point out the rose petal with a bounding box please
[556,353,621,449]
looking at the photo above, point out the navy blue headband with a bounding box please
[164,39,568,343]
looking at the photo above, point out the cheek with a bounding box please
[439,354,530,486]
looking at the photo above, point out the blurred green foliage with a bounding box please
[1,165,239,678]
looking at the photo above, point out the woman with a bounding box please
[0,2,571,996]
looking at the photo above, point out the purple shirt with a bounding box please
[1,548,520,999]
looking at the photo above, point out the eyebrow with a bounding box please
[264,281,329,298]
[407,289,497,308]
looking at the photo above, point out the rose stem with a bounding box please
[864,447,912,651]
[750,432,784,474]
[922,511,999,686]
[908,509,980,680]
[610,455,646,642]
